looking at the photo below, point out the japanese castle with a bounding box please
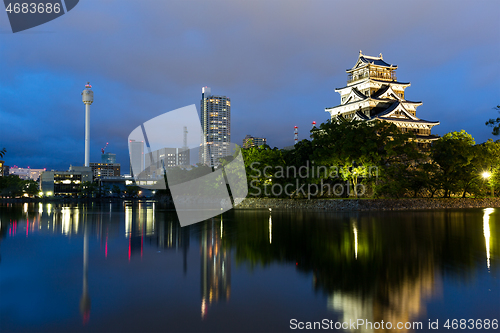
[326,51,440,149]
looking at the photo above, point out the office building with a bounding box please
[145,147,190,178]
[89,162,121,179]
[129,140,144,177]
[243,135,267,148]
[200,87,231,167]
[40,166,93,196]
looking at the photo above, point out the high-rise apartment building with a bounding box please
[129,140,144,177]
[200,87,231,167]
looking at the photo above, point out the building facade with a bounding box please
[326,51,440,149]
[200,87,231,166]
[129,140,144,177]
[0,161,9,177]
[40,166,93,196]
[8,167,46,181]
[243,135,267,148]
[145,147,190,178]
[89,163,121,179]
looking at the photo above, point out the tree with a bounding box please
[78,181,98,198]
[476,139,500,196]
[431,130,477,198]
[485,105,500,136]
[112,185,122,197]
[125,185,140,198]
[24,180,39,197]
[311,119,421,197]
[0,148,5,158]
[0,175,24,197]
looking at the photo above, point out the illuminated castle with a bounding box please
[326,51,440,149]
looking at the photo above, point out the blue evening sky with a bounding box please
[0,0,499,171]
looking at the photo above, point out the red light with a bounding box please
[294,126,298,128]
[312,121,316,124]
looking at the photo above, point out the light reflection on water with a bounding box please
[0,202,498,333]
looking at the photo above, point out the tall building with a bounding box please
[101,153,116,164]
[129,140,144,177]
[325,51,440,150]
[200,87,231,167]
[243,135,267,148]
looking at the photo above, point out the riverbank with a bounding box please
[234,197,500,211]
[2,197,499,211]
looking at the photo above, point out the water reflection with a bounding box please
[484,208,494,271]
[0,203,498,332]
[80,218,91,324]
[201,217,231,319]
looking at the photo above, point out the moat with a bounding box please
[0,202,498,332]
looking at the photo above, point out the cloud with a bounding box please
[1,0,499,170]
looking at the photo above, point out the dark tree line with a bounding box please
[241,119,499,198]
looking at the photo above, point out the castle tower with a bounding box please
[325,52,440,150]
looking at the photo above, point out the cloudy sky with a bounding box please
[1,0,499,171]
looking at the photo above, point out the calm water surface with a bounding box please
[0,202,498,332]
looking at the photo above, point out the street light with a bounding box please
[482,171,494,197]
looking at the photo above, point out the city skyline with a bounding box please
[1,0,499,171]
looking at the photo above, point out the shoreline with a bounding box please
[1,197,499,211]
[233,197,500,211]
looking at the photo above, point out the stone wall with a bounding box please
[235,197,500,211]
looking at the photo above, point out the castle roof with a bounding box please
[347,51,397,72]
[358,55,394,68]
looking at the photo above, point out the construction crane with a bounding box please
[101,142,109,154]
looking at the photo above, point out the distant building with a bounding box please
[242,135,267,148]
[89,162,121,180]
[9,167,46,181]
[325,51,440,150]
[129,140,144,177]
[200,87,231,167]
[40,166,93,196]
[101,153,116,164]
[145,147,190,178]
